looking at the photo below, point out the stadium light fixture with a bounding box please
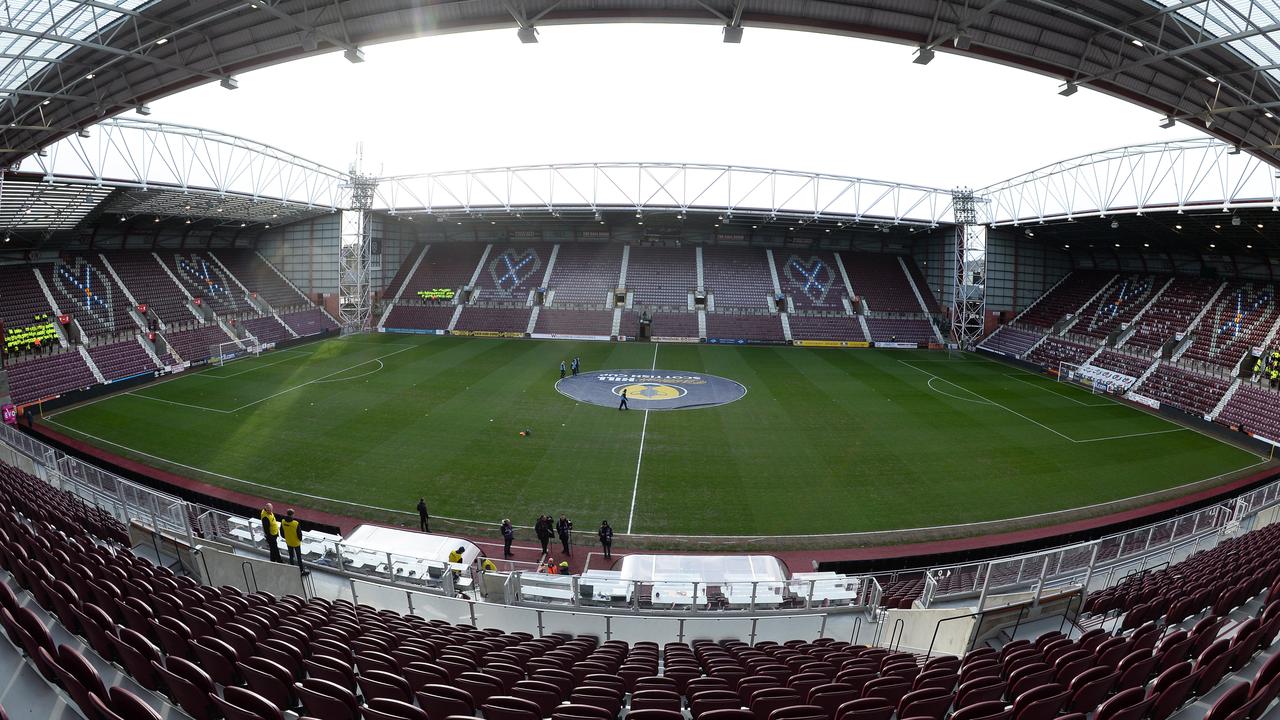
[1144,243,1150,247]
[1230,146,1241,155]
[344,47,365,63]
[41,100,49,105]
[136,105,151,116]
[220,77,239,90]
[1206,75,1216,83]
[155,37,168,45]
[84,73,94,80]
[1258,223,1265,228]
[1131,39,1144,47]
[1110,220,1119,229]
[1059,82,1078,96]
[1175,224,1182,229]
[517,26,538,43]
[913,46,935,65]
[1232,215,1242,226]
[953,34,971,50]
[1210,243,1216,248]
[1160,116,1175,129]
[77,129,89,138]
[1248,244,1253,248]
[300,33,318,51]
[722,25,743,43]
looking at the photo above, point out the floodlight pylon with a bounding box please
[339,171,378,331]
[951,188,986,348]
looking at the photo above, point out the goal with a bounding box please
[210,340,260,366]
[1057,362,1115,395]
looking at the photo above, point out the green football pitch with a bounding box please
[43,334,1265,540]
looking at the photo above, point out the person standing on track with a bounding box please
[535,515,552,556]
[598,520,614,560]
[557,515,573,556]
[501,519,514,558]
[417,497,430,533]
[560,360,566,379]
[259,503,282,563]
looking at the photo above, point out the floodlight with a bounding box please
[344,47,365,63]
[1232,214,1242,226]
[953,34,971,50]
[1160,116,1175,128]
[723,25,743,43]
[220,77,239,90]
[1059,82,1078,96]
[300,33,318,51]
[1229,146,1241,155]
[77,129,90,138]
[517,26,538,43]
[136,104,151,116]
[1110,220,1119,229]
[913,46,935,65]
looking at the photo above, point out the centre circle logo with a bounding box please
[613,383,686,401]
[557,369,746,410]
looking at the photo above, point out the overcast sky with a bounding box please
[142,24,1201,189]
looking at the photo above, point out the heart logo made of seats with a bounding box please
[782,255,834,305]
[1209,286,1274,353]
[487,249,542,295]
[174,253,238,310]
[52,258,115,332]
[1088,277,1150,332]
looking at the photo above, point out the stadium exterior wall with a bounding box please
[255,214,341,297]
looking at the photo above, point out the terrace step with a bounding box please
[30,268,68,348]
[1117,275,1175,348]
[77,344,106,384]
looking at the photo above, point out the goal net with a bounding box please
[1057,362,1116,394]
[210,340,260,366]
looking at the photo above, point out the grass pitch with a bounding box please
[45,334,1263,538]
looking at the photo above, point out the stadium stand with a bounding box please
[904,259,942,314]
[1,445,1276,720]
[628,246,697,307]
[787,314,866,342]
[1133,363,1232,416]
[212,250,311,310]
[1122,276,1222,353]
[280,308,339,337]
[4,350,97,404]
[534,308,615,336]
[548,244,624,307]
[701,246,774,310]
[1177,282,1278,371]
[40,256,137,340]
[1088,349,1155,381]
[240,315,293,346]
[844,253,921,314]
[1216,383,1280,443]
[383,244,423,296]
[1017,271,1115,330]
[401,243,488,300]
[864,317,936,344]
[101,253,196,327]
[475,244,552,303]
[160,251,245,316]
[777,250,849,311]
[0,264,57,344]
[705,312,785,342]
[978,326,1043,358]
[384,304,459,331]
[454,307,532,333]
[647,312,700,338]
[1068,274,1156,342]
[161,324,235,364]
[1026,336,1096,370]
[86,338,158,382]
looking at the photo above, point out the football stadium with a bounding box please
[3,3,1280,720]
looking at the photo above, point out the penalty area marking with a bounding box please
[1003,374,1113,407]
[901,360,1189,444]
[625,342,659,535]
[125,345,414,414]
[202,349,317,379]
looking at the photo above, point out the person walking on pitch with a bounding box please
[618,387,629,410]
[560,361,566,379]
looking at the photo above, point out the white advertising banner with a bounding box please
[1076,364,1138,390]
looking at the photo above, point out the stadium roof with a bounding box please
[2,1,1280,168]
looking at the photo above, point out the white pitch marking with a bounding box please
[203,350,315,379]
[124,392,233,414]
[901,360,1187,444]
[625,342,660,534]
[1003,374,1113,407]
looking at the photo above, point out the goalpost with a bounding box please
[1057,362,1115,395]
[210,339,261,366]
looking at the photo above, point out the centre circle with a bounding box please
[557,369,747,410]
